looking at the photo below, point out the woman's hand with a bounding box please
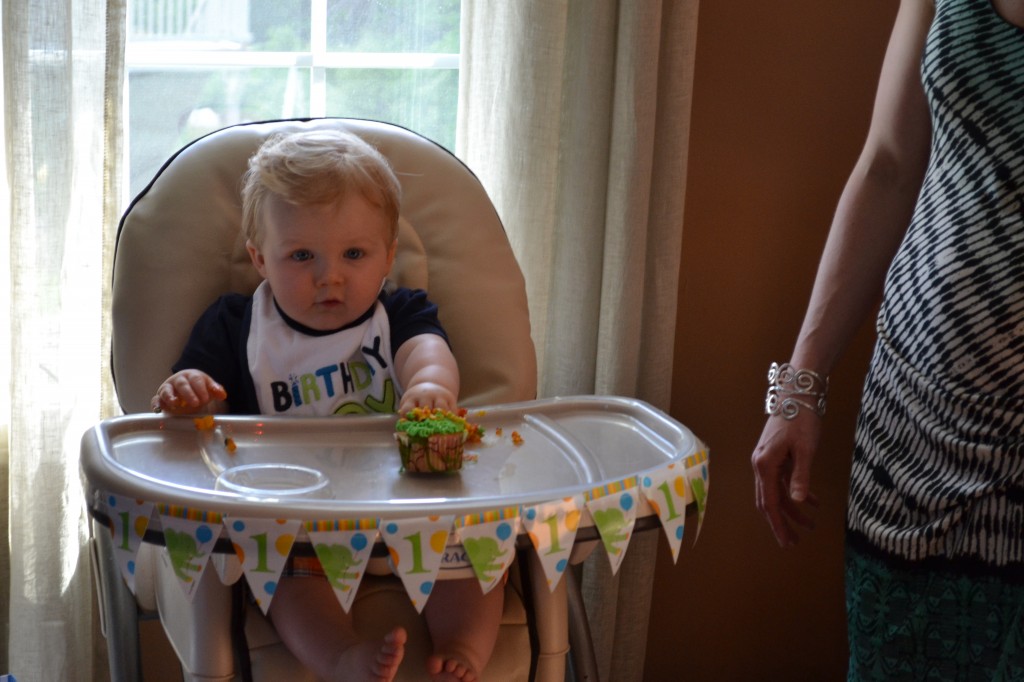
[151,369,227,414]
[752,412,823,547]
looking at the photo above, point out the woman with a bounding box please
[752,0,1024,678]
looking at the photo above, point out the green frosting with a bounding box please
[395,410,466,438]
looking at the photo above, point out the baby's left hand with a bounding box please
[399,382,457,415]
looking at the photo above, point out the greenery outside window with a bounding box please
[126,0,460,197]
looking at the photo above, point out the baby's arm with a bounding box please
[151,369,228,415]
[394,333,459,414]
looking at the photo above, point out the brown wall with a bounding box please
[647,2,899,680]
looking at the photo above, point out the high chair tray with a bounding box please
[82,395,699,519]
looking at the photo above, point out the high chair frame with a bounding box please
[94,117,566,681]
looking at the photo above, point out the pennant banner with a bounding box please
[585,477,640,574]
[456,508,520,594]
[306,519,379,613]
[521,495,584,592]
[226,517,301,613]
[157,505,223,600]
[378,515,455,613]
[641,463,689,562]
[685,445,711,542]
[103,494,154,594]
[96,445,710,610]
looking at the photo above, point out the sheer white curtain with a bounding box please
[1,0,123,678]
[457,1,699,679]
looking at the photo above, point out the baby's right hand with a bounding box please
[151,369,228,415]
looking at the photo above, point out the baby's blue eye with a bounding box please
[291,250,313,262]
[344,248,364,260]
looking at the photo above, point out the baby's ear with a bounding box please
[386,238,398,267]
[245,239,267,276]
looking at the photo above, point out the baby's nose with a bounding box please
[317,258,345,285]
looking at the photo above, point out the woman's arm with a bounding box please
[752,0,935,547]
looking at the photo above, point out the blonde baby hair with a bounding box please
[241,128,401,246]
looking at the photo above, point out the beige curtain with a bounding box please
[457,1,699,679]
[1,0,124,678]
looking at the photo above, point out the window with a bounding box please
[125,0,461,197]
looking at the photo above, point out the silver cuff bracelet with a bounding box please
[764,362,828,419]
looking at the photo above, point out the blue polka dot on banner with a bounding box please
[556,559,567,573]
[351,533,368,551]
[496,522,512,541]
[643,476,652,488]
[196,525,213,544]
[676,526,684,540]
[386,522,398,535]
[620,493,634,511]
[232,520,246,532]
[264,581,276,595]
[108,495,117,507]
[127,560,136,575]
[525,508,536,520]
[420,581,433,595]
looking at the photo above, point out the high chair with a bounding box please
[95,117,552,681]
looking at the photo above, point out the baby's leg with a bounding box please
[269,575,406,682]
[423,577,504,681]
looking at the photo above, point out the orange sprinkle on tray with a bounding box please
[193,415,215,431]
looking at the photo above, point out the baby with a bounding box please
[152,129,503,682]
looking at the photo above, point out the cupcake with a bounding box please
[395,407,478,473]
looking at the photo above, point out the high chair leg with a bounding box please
[91,518,143,682]
[154,547,235,681]
[565,566,600,682]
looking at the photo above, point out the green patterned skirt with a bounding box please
[846,539,1024,681]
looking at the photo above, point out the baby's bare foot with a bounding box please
[426,653,477,681]
[334,627,407,682]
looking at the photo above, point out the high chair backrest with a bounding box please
[112,118,537,412]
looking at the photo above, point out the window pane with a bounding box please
[250,0,311,52]
[125,0,461,200]
[128,68,307,195]
[327,0,460,53]
[325,68,458,151]
[129,0,311,51]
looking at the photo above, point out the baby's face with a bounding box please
[247,193,396,331]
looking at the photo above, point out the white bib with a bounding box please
[247,282,402,416]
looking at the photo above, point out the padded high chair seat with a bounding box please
[104,118,543,681]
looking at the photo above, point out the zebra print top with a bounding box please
[879,0,1024,395]
[846,0,1024,569]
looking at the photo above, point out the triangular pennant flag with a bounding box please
[456,508,520,594]
[641,463,689,562]
[225,517,301,613]
[378,515,455,613]
[521,495,584,592]
[685,445,710,542]
[157,506,223,600]
[305,519,379,613]
[585,478,640,574]
[102,493,154,593]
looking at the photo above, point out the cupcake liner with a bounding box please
[396,431,467,473]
